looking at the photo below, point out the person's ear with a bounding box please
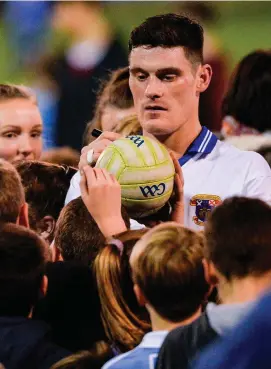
[17,202,29,228]
[40,275,48,297]
[134,284,147,307]
[203,258,219,286]
[196,64,212,93]
[39,216,56,242]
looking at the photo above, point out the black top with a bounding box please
[156,312,219,369]
[33,261,106,352]
[0,316,69,369]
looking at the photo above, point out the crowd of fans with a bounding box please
[0,7,271,369]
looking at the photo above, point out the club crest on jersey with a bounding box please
[190,194,222,226]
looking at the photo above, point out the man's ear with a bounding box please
[134,284,147,307]
[203,258,219,287]
[40,275,48,297]
[17,202,29,228]
[39,216,56,242]
[196,64,212,93]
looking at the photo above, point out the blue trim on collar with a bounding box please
[178,126,217,166]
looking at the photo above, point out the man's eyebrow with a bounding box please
[130,67,148,74]
[156,68,182,75]
[130,67,182,76]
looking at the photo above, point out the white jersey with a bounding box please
[65,127,271,231]
[181,127,271,230]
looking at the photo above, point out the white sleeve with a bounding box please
[243,152,271,205]
[65,171,81,205]
[130,218,145,230]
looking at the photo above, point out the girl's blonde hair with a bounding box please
[114,114,142,136]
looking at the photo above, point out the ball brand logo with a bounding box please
[128,135,145,148]
[140,183,166,197]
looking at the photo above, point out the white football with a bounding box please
[95,135,175,218]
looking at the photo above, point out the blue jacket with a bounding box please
[102,331,168,369]
[193,291,271,369]
[0,316,70,369]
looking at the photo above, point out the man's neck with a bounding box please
[218,273,271,305]
[143,119,202,160]
[148,306,201,332]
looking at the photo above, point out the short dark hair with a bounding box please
[15,161,77,230]
[54,197,130,266]
[0,223,48,316]
[222,50,271,132]
[133,224,209,322]
[0,159,25,223]
[205,196,271,280]
[129,13,204,64]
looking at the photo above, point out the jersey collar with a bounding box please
[178,126,218,166]
[139,331,169,349]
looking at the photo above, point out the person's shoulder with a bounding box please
[160,312,218,356]
[165,312,215,340]
[237,149,271,177]
[28,338,70,369]
[216,140,271,169]
[156,314,218,369]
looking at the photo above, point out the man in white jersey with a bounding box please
[67,13,271,230]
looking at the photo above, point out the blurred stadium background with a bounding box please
[0,1,271,82]
[0,1,270,150]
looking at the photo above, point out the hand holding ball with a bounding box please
[95,135,175,218]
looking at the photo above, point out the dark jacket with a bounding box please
[33,261,106,352]
[156,312,218,369]
[49,38,127,151]
[0,316,69,369]
[156,302,253,369]
[193,292,271,369]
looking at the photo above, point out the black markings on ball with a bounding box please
[140,183,166,197]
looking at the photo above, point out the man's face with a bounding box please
[129,46,204,137]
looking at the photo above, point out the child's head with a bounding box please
[204,197,271,290]
[0,159,26,225]
[83,67,135,146]
[53,197,130,266]
[16,160,77,243]
[0,223,49,317]
[130,222,209,323]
